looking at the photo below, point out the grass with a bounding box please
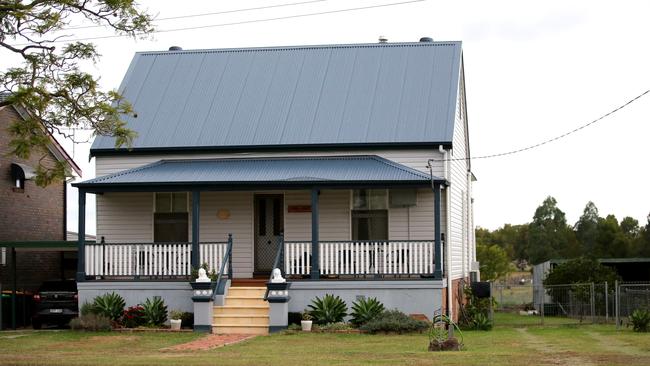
[0,315,649,365]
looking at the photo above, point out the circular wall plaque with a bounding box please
[217,209,231,220]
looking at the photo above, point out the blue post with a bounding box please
[433,183,443,280]
[227,233,233,278]
[310,187,320,279]
[191,191,200,269]
[76,189,86,282]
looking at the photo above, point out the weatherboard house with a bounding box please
[74,39,477,334]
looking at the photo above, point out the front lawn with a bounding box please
[1,318,648,365]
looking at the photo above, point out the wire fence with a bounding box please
[490,281,650,327]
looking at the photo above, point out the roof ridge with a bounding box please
[137,41,461,56]
[370,156,431,179]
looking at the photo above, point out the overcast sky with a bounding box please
[5,0,650,233]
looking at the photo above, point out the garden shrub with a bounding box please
[92,292,126,322]
[629,308,650,332]
[121,305,146,328]
[350,297,385,326]
[288,312,302,325]
[79,301,97,316]
[142,296,168,326]
[180,312,194,328]
[318,322,353,332]
[287,323,302,331]
[308,294,347,325]
[69,314,112,331]
[360,309,429,334]
[458,286,493,331]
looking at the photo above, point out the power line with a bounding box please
[62,0,327,30]
[432,89,650,162]
[11,0,425,45]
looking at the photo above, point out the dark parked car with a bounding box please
[32,280,78,329]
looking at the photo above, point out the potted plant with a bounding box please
[301,310,313,332]
[169,310,183,331]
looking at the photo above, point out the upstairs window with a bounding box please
[352,189,388,241]
[154,192,188,243]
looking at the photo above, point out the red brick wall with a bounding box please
[441,277,469,322]
[0,105,67,291]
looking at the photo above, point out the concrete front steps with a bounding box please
[212,286,269,335]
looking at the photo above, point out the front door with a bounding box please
[254,194,284,275]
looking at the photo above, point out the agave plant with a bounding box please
[350,297,385,326]
[142,296,168,326]
[92,292,126,321]
[308,294,348,325]
[629,308,650,332]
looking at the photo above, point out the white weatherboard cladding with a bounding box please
[94,149,444,177]
[448,68,473,280]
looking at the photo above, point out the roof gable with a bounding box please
[92,41,462,153]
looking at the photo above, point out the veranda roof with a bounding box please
[73,155,444,192]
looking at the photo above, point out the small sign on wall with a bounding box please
[217,209,231,220]
[287,205,311,213]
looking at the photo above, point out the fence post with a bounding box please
[533,284,546,325]
[489,281,494,323]
[615,280,620,330]
[604,282,609,323]
[590,282,595,323]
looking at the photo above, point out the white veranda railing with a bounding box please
[284,240,439,276]
[84,242,227,277]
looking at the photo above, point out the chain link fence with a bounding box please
[490,281,649,327]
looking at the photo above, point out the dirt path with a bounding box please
[586,331,647,357]
[163,334,256,351]
[515,328,594,366]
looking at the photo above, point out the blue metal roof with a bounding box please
[74,156,442,189]
[91,41,462,153]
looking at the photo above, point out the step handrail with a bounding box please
[215,234,233,296]
[263,233,285,301]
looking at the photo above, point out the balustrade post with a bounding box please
[228,233,233,277]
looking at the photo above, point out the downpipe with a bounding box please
[438,145,454,321]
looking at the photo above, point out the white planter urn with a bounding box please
[170,319,182,331]
[301,320,313,332]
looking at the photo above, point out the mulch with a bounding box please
[163,334,257,351]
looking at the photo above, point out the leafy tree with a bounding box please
[543,257,619,286]
[0,0,153,185]
[595,214,628,258]
[528,196,573,264]
[574,201,599,254]
[476,243,511,281]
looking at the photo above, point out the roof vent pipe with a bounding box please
[419,37,433,42]
[378,36,388,43]
[168,46,183,51]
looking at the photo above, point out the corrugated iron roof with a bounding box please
[74,155,442,188]
[92,41,462,153]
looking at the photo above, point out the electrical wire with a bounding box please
[10,0,425,45]
[62,0,327,30]
[431,89,650,162]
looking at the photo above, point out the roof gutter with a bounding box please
[89,142,454,157]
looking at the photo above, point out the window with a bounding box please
[352,189,388,240]
[154,193,188,242]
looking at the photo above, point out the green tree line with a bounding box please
[477,197,650,268]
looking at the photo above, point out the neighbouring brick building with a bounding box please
[0,96,82,292]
